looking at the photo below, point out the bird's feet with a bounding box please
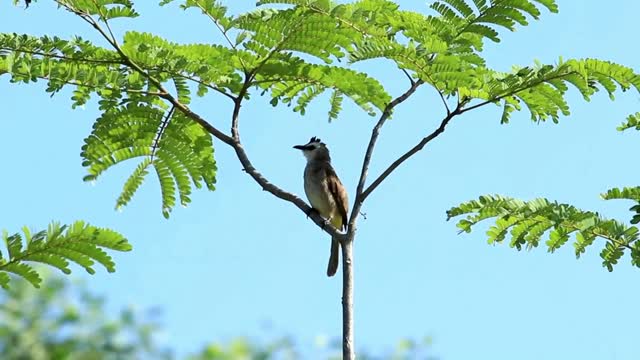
[306,208,330,229]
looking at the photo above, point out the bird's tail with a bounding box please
[326,237,340,277]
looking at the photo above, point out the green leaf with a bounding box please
[448,194,639,271]
[0,221,131,289]
[81,104,216,217]
[2,263,41,288]
[601,187,640,224]
[327,90,343,122]
[116,158,153,210]
[617,112,640,131]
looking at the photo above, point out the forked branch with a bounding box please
[340,77,425,360]
[348,79,425,228]
[360,72,582,200]
[229,76,345,239]
[361,106,460,200]
[66,3,344,240]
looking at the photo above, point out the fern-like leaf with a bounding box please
[459,59,640,124]
[81,104,216,217]
[447,195,640,271]
[0,221,131,289]
[602,187,640,224]
[617,112,640,131]
[254,54,390,117]
[116,158,153,210]
[432,0,559,44]
[168,0,233,31]
[327,90,343,122]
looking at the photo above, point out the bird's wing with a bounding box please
[326,165,349,231]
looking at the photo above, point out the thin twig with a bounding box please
[348,79,424,227]
[417,66,450,115]
[435,85,451,115]
[0,47,123,65]
[8,71,163,97]
[361,105,460,200]
[67,3,342,239]
[458,72,578,115]
[401,68,415,85]
[230,76,251,140]
[192,3,249,72]
[7,45,236,101]
[339,79,425,360]
[360,71,583,200]
[195,3,235,50]
[227,74,344,239]
[57,0,236,146]
[167,72,237,101]
[150,106,175,162]
[91,0,117,45]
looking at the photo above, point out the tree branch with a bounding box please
[348,79,424,227]
[191,3,248,72]
[230,135,345,239]
[401,68,415,85]
[0,47,123,65]
[63,0,342,239]
[339,78,425,360]
[7,71,164,97]
[5,46,236,101]
[150,106,175,162]
[167,72,236,101]
[361,106,460,200]
[228,75,344,238]
[57,1,235,147]
[195,3,235,50]
[92,0,118,45]
[434,83,451,115]
[341,239,354,359]
[458,72,579,115]
[360,71,585,200]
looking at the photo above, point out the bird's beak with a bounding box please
[293,145,306,150]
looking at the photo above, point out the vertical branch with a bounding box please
[361,106,461,200]
[341,78,423,360]
[57,5,445,359]
[341,239,354,359]
[348,79,424,228]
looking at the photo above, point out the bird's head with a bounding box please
[293,136,330,161]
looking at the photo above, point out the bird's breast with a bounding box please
[303,166,332,218]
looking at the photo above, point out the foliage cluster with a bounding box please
[0,222,130,289]
[2,1,639,280]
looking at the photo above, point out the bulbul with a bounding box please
[294,137,349,277]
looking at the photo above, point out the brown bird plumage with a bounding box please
[294,137,349,277]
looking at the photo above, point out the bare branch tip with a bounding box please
[401,68,415,86]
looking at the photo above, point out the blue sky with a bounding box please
[2,1,640,359]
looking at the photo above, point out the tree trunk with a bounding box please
[341,238,354,359]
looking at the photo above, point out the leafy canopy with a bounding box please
[2,0,639,269]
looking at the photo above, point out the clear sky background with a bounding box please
[2,1,640,359]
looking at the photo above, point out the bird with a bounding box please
[293,137,349,277]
